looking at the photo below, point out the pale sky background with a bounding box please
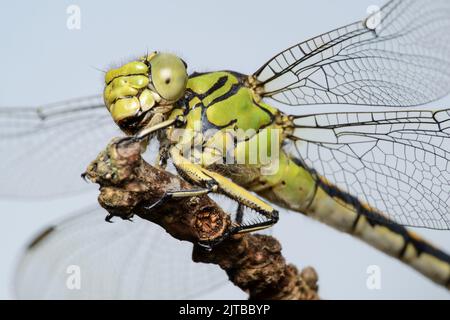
[1,0,450,299]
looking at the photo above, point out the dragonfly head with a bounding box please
[103,52,188,134]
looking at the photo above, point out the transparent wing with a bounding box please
[0,95,121,198]
[15,205,228,299]
[290,108,450,229]
[255,0,450,107]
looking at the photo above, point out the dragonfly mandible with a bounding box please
[2,0,450,297]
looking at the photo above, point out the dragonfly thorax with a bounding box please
[163,71,296,169]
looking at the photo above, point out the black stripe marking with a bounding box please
[253,99,276,127]
[202,76,229,100]
[206,83,241,107]
[291,156,318,212]
[186,75,229,102]
[351,214,362,232]
[398,240,409,259]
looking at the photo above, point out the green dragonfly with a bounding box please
[3,0,450,298]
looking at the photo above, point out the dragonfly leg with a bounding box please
[136,116,184,140]
[143,188,211,212]
[198,210,279,249]
[232,214,278,234]
[229,203,278,234]
[197,213,279,249]
[170,149,279,225]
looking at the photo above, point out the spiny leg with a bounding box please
[170,149,279,234]
[197,208,279,249]
[232,213,279,234]
[231,203,278,234]
[143,188,212,211]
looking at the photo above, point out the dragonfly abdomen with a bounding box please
[308,173,450,289]
[247,151,450,288]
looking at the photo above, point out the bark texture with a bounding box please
[84,138,319,300]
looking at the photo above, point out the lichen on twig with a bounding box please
[84,138,319,300]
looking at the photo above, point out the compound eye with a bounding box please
[151,53,188,102]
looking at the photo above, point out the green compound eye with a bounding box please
[150,53,188,102]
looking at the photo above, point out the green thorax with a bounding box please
[167,71,317,212]
[181,71,278,132]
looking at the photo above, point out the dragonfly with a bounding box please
[2,0,450,298]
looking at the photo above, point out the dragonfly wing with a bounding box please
[290,108,450,229]
[15,205,228,299]
[255,0,450,107]
[0,95,121,197]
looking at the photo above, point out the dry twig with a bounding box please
[84,138,319,300]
